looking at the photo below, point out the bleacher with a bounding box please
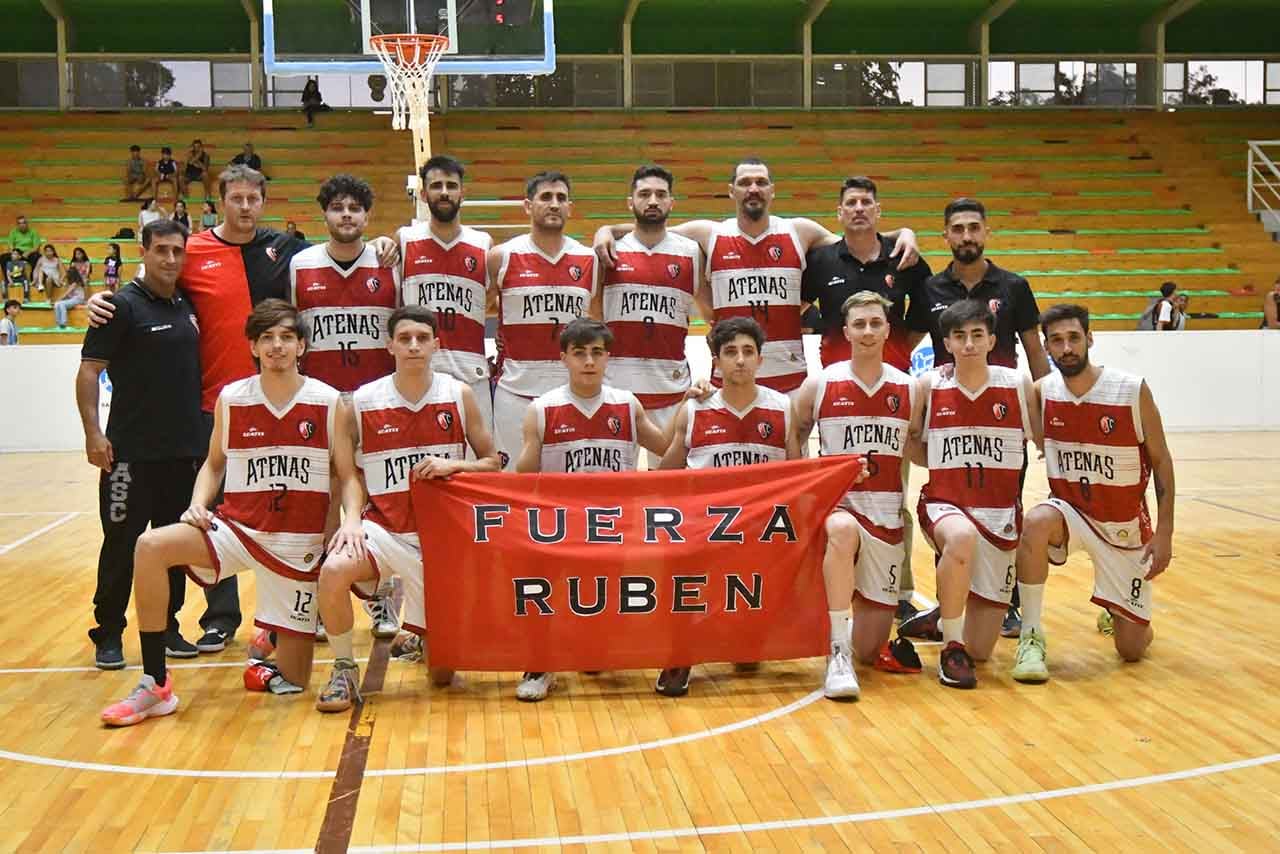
[2,108,1276,343]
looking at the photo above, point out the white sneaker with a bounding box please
[823,643,860,700]
[516,671,556,702]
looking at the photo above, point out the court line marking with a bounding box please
[0,511,89,517]
[0,689,824,780]
[151,750,1280,854]
[0,511,82,556]
[1192,497,1280,524]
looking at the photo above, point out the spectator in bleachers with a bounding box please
[179,139,213,200]
[230,142,264,175]
[139,199,165,234]
[302,78,329,126]
[1153,280,1178,330]
[198,201,217,233]
[156,147,179,193]
[55,267,86,328]
[1173,293,1189,330]
[285,220,306,241]
[123,145,152,201]
[5,249,30,301]
[1264,274,1280,329]
[32,244,64,295]
[70,246,92,284]
[0,299,19,345]
[171,199,191,231]
[103,244,123,292]
[7,214,43,270]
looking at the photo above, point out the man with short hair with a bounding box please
[1152,281,1178,331]
[123,145,152,201]
[230,142,264,174]
[595,158,920,398]
[792,291,923,700]
[180,138,214,200]
[75,220,202,669]
[1011,304,1175,682]
[513,317,670,701]
[399,155,494,428]
[489,171,600,471]
[99,299,350,726]
[903,299,1038,689]
[314,306,501,713]
[7,214,42,270]
[656,316,798,696]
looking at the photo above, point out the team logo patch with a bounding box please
[606,415,622,436]
[266,247,279,262]
[568,264,584,282]
[756,421,774,440]
[767,245,783,262]
[1099,415,1117,435]
[298,419,317,441]
[436,411,454,431]
[667,262,681,279]
[464,255,478,273]
[992,402,1008,421]
[365,276,382,294]
[885,274,895,289]
[886,393,901,414]
[988,298,1002,315]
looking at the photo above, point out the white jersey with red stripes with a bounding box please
[602,231,701,409]
[1042,367,1152,549]
[399,224,492,385]
[289,243,397,393]
[217,375,339,576]
[685,386,789,470]
[920,365,1030,548]
[534,384,639,473]
[496,233,598,398]
[353,373,469,543]
[706,216,806,392]
[815,361,914,545]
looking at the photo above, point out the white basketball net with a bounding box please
[369,34,450,133]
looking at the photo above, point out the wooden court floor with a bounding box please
[1,432,1278,853]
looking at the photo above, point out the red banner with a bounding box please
[411,457,862,672]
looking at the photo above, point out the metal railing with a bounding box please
[1246,141,1280,222]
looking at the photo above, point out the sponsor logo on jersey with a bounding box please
[993,402,1008,421]
[365,276,382,294]
[767,245,784,262]
[1050,415,1066,428]
[266,247,279,262]
[376,423,399,435]
[1099,415,1116,435]
[886,393,901,414]
[756,421,773,440]
[464,255,478,273]
[667,262,681,279]
[826,276,845,287]
[305,282,327,292]
[935,406,956,418]
[988,298,1002,315]
[606,415,622,436]
[242,426,265,439]
[721,251,741,261]
[436,411,454,431]
[568,264,584,282]
[200,259,221,272]
[298,419,316,441]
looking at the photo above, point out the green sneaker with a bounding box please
[1011,628,1049,684]
[1096,609,1115,637]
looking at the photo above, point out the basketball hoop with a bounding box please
[370,33,449,177]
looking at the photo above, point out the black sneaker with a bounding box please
[655,667,691,697]
[1000,606,1022,639]
[898,605,943,641]
[939,641,977,689]
[166,631,198,659]
[95,641,125,671]
[195,627,230,653]
[895,599,921,623]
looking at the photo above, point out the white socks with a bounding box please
[828,608,852,649]
[1018,582,1045,634]
[941,616,965,646]
[329,630,355,663]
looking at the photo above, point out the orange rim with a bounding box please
[370,33,450,66]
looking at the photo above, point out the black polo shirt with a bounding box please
[81,280,204,462]
[907,260,1039,369]
[802,234,931,371]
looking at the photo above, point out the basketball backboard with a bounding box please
[263,0,555,77]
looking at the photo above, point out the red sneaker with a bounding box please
[938,641,977,689]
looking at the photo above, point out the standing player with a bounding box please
[594,158,919,397]
[1011,304,1174,682]
[490,171,599,470]
[903,300,1038,689]
[513,318,670,701]
[314,306,501,712]
[792,292,922,701]
[399,155,494,428]
[656,317,799,696]
[99,300,351,726]
[594,165,706,464]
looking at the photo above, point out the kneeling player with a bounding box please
[101,300,345,726]
[793,292,921,700]
[315,306,500,712]
[1012,304,1174,681]
[903,300,1038,689]
[514,318,670,701]
[656,316,798,696]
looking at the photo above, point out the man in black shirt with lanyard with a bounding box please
[76,220,204,670]
[905,197,1051,636]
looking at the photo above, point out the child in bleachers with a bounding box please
[4,249,30,301]
[199,201,217,233]
[55,267,86,328]
[32,244,64,295]
[103,244,122,292]
[71,246,92,284]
